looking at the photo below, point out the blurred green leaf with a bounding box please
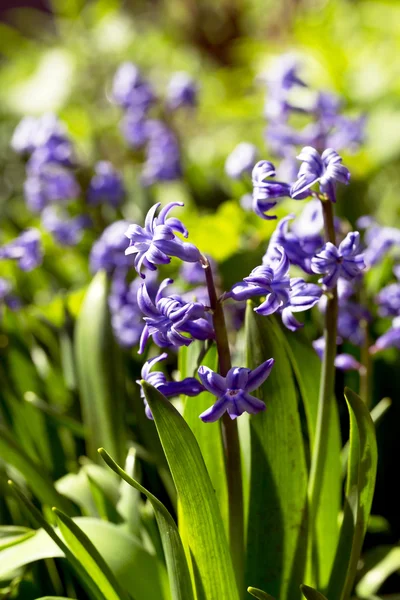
[142,381,240,600]
[327,388,378,600]
[356,546,400,598]
[283,331,341,589]
[0,425,75,515]
[245,307,308,600]
[100,448,195,600]
[0,526,35,551]
[75,271,126,464]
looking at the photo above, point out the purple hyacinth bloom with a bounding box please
[41,207,90,246]
[314,92,342,127]
[138,353,204,419]
[376,283,400,318]
[24,163,80,213]
[166,72,198,110]
[313,337,364,372]
[225,143,258,180]
[125,202,201,278]
[90,221,131,274]
[337,301,370,345]
[281,278,322,331]
[137,278,214,353]
[357,217,400,267]
[266,54,306,92]
[291,147,350,202]
[311,232,365,288]
[198,359,275,422]
[87,161,125,207]
[0,229,42,271]
[141,121,182,185]
[226,247,290,315]
[370,317,400,353]
[120,111,148,148]
[111,62,155,111]
[327,115,366,153]
[0,278,20,311]
[252,160,291,220]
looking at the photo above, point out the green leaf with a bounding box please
[282,331,341,588]
[245,308,308,600]
[1,496,168,600]
[180,343,228,537]
[99,448,194,600]
[300,584,328,600]
[248,587,276,600]
[35,597,74,599]
[327,388,378,600]
[142,381,240,600]
[0,526,35,551]
[75,271,126,464]
[0,425,75,515]
[53,508,129,600]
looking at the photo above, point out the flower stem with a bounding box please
[202,257,244,592]
[307,200,338,534]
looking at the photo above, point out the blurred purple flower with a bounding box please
[357,217,400,267]
[370,317,400,354]
[111,62,155,112]
[141,121,182,185]
[198,359,274,422]
[138,353,204,419]
[120,111,148,148]
[125,202,200,277]
[311,232,365,288]
[90,221,131,274]
[87,161,125,207]
[41,207,90,246]
[0,278,20,311]
[166,72,198,110]
[313,337,364,372]
[24,164,80,213]
[291,147,350,202]
[0,229,42,271]
[376,283,400,318]
[225,143,258,180]
[137,278,214,353]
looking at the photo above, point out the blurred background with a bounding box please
[1,0,400,593]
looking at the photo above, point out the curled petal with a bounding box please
[200,396,230,423]
[198,365,226,396]
[246,358,275,392]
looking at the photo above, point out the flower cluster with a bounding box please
[111,63,197,185]
[0,229,43,272]
[11,114,125,246]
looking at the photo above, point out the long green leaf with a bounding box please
[99,448,194,600]
[142,381,240,600]
[0,426,75,514]
[282,331,341,588]
[53,509,129,600]
[245,308,308,600]
[180,343,228,537]
[356,546,400,598]
[75,271,125,464]
[327,387,378,600]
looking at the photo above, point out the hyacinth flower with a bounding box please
[24,163,80,213]
[87,161,125,207]
[225,246,290,315]
[198,359,275,422]
[370,317,400,354]
[313,337,364,372]
[0,278,20,312]
[281,278,322,331]
[291,147,350,202]
[357,216,400,267]
[251,160,292,220]
[377,282,400,318]
[111,62,155,112]
[311,231,365,289]
[166,72,198,110]
[41,207,90,247]
[141,120,182,185]
[0,229,42,271]
[125,202,201,277]
[137,278,214,354]
[225,143,258,180]
[138,353,204,419]
[90,220,132,274]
